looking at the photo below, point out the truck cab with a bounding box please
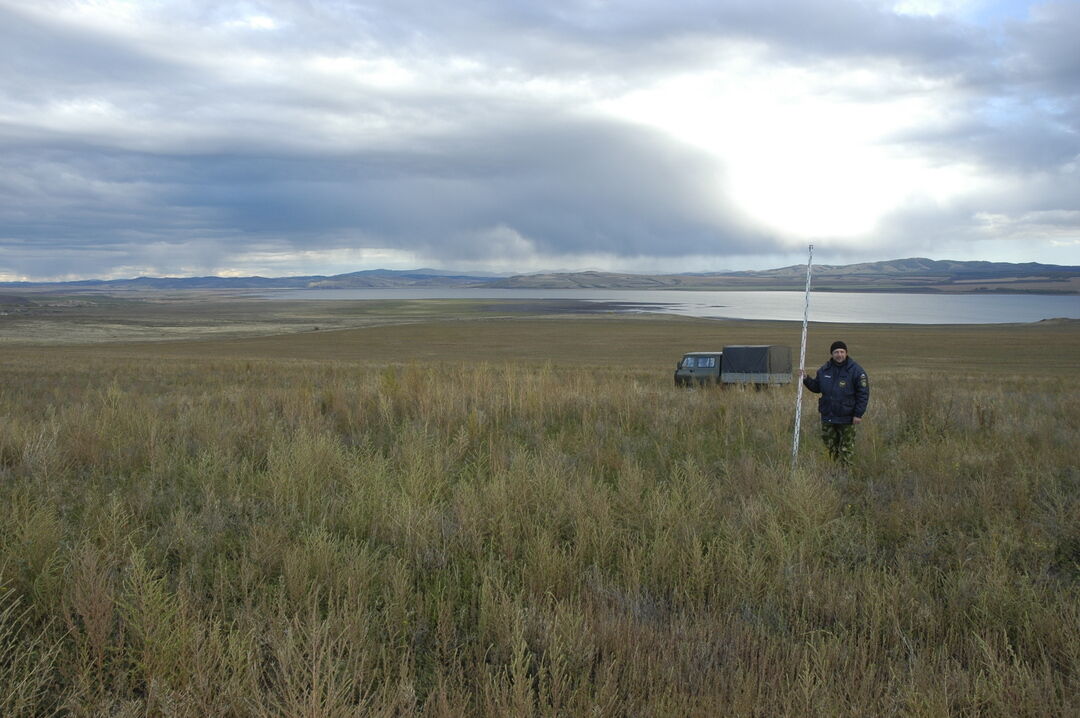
[674,352,723,386]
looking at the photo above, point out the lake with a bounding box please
[262,288,1080,324]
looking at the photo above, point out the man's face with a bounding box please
[832,347,847,363]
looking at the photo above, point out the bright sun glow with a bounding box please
[596,52,987,243]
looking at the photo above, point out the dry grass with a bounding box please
[1,310,1078,716]
[16,309,1080,377]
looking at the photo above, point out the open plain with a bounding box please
[2,296,1079,716]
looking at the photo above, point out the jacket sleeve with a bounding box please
[853,366,869,417]
[803,370,821,393]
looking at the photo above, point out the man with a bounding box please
[800,341,869,466]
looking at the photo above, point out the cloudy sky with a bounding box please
[2,0,1078,280]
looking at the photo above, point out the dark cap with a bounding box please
[830,340,848,353]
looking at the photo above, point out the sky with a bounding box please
[1,0,1078,280]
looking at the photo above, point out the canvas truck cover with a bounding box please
[720,345,792,384]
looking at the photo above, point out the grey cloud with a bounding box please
[837,1,1078,225]
[884,2,1080,180]
[15,0,976,88]
[326,0,982,72]
[1006,2,1080,93]
[0,5,193,100]
[871,167,1080,257]
[2,115,766,263]
[2,0,1078,279]
[891,111,1080,174]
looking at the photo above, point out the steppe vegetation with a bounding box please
[1,307,1079,716]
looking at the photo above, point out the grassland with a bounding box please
[0,294,536,345]
[2,300,1079,716]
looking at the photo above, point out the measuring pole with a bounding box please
[791,243,814,471]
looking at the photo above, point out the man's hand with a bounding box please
[853,417,862,424]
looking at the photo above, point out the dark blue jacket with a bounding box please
[803,357,869,424]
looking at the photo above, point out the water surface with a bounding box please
[262,288,1080,324]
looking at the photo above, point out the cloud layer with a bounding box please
[2,0,1078,279]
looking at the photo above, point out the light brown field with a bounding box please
[2,298,1079,716]
[2,295,1080,377]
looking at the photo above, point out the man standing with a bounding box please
[801,341,869,466]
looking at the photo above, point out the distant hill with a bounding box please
[0,275,321,290]
[307,269,504,288]
[484,270,689,289]
[0,269,506,292]
[2,259,1078,294]
[718,257,1080,281]
[489,258,1080,293]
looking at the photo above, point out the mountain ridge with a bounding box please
[2,258,1078,293]
[486,258,1080,292]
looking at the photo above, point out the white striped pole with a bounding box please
[791,243,813,471]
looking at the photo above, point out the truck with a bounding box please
[674,345,792,387]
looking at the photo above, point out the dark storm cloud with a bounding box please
[1,0,784,278]
[2,113,762,261]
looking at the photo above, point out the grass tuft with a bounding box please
[2,318,1079,714]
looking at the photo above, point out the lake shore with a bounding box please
[3,293,1079,348]
[4,298,1078,378]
